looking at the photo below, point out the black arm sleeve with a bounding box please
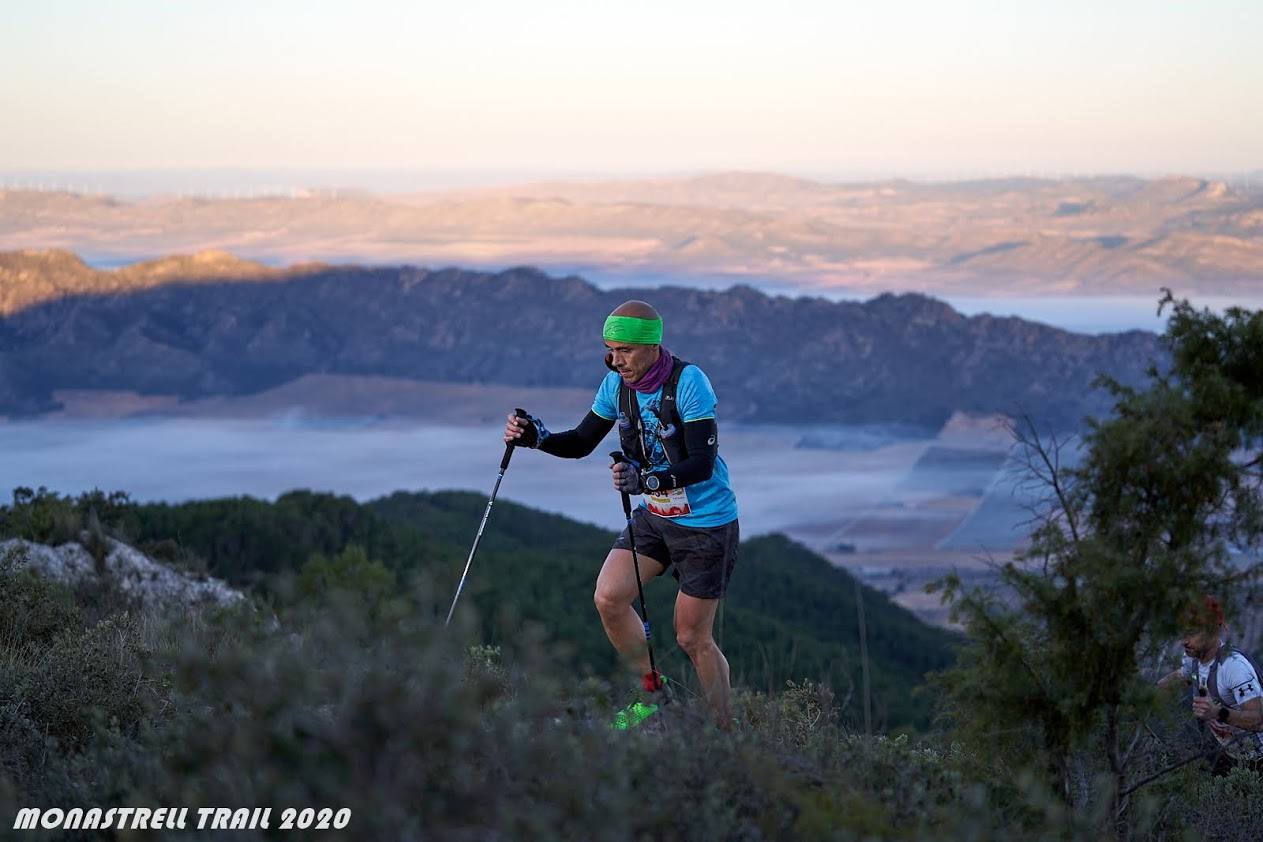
[538,411,615,459]
[644,418,718,490]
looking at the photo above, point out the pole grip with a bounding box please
[501,407,528,471]
[609,450,633,518]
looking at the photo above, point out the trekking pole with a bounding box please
[610,451,662,692]
[445,409,524,626]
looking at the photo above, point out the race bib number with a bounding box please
[645,486,692,518]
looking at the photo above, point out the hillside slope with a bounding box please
[120,489,957,728]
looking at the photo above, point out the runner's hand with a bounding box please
[1192,696,1220,721]
[505,411,546,448]
[504,413,525,444]
[611,461,643,494]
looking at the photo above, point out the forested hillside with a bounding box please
[119,489,953,729]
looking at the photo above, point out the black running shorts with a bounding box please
[612,508,739,599]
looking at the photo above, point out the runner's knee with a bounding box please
[676,625,712,657]
[593,584,629,616]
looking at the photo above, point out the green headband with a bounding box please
[602,314,663,345]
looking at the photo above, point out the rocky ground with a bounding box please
[1,537,243,608]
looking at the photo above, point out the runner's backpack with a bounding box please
[1207,644,1263,706]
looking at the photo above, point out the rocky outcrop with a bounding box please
[0,537,243,608]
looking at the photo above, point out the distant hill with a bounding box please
[119,488,957,729]
[0,248,306,315]
[0,251,1159,427]
[3,171,1262,294]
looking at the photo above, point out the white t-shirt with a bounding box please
[1183,647,1263,758]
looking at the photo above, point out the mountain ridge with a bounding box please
[0,248,328,315]
[0,251,1159,428]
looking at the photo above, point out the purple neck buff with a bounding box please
[628,347,674,394]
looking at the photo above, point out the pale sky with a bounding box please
[3,1,1261,179]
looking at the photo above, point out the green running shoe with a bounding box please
[611,700,660,730]
[610,670,675,730]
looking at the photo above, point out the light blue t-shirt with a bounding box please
[592,365,738,528]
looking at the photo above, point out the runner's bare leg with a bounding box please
[594,548,666,674]
[675,592,730,724]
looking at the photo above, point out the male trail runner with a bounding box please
[503,300,740,724]
[1158,596,1263,774]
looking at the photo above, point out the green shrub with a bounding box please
[1176,765,1263,840]
[735,679,842,751]
[0,487,134,547]
[22,612,151,751]
[81,507,111,571]
[2,542,1259,840]
[0,544,83,655]
[0,487,81,545]
[94,595,1093,840]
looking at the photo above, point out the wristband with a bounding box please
[515,412,550,449]
[1217,705,1231,724]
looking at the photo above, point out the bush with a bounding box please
[0,487,81,545]
[21,612,151,751]
[0,544,83,655]
[51,593,1087,840]
[0,487,134,547]
[2,556,1259,840]
[1158,764,1263,840]
[735,679,842,750]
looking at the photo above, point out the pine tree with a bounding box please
[935,292,1263,832]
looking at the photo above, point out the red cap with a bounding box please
[1184,595,1225,630]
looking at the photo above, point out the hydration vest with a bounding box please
[617,356,692,469]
